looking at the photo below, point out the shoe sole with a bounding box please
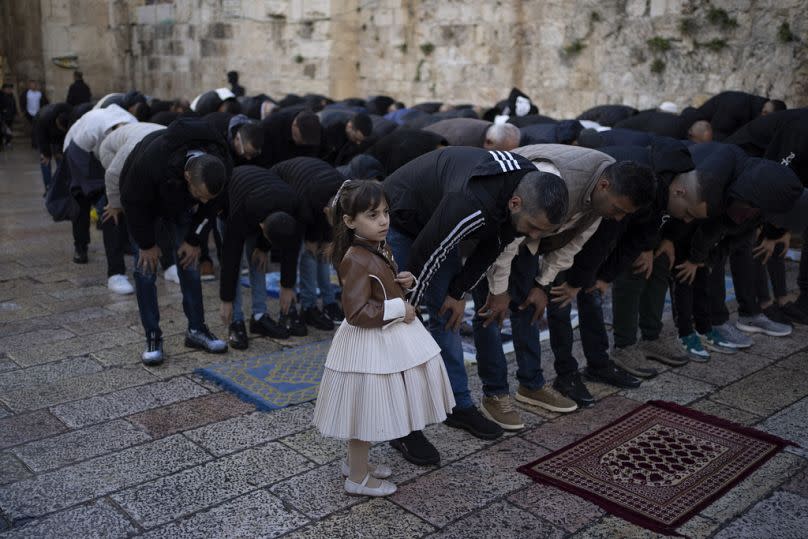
[184,338,228,353]
[480,404,524,431]
[250,330,291,339]
[683,350,710,362]
[702,342,738,354]
[611,357,659,379]
[388,439,439,466]
[443,417,504,440]
[640,351,689,367]
[514,392,578,413]
[142,358,164,366]
[583,371,642,389]
[735,322,792,337]
[200,275,216,281]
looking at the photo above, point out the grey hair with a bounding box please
[514,171,569,224]
[485,123,521,150]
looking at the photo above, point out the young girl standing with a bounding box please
[312,179,455,496]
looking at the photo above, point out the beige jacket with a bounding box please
[487,144,615,294]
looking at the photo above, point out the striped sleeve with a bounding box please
[406,194,487,306]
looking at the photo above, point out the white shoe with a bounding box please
[163,264,180,284]
[344,474,396,497]
[107,274,134,295]
[341,461,392,479]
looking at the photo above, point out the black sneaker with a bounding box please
[553,371,595,408]
[279,306,308,337]
[185,325,228,353]
[389,430,440,466]
[444,406,503,440]
[781,300,808,325]
[303,306,334,331]
[323,302,345,323]
[764,304,793,326]
[584,363,642,389]
[228,320,248,350]
[249,314,290,339]
[73,245,88,264]
[142,331,164,366]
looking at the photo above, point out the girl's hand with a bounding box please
[395,271,415,289]
[404,303,416,324]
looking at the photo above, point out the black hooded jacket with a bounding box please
[120,117,233,249]
[33,103,72,158]
[577,105,638,127]
[365,128,447,176]
[681,91,769,141]
[384,147,535,304]
[614,110,688,139]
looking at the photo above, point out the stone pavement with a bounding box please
[0,146,806,538]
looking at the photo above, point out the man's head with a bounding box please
[27,80,38,90]
[761,99,787,116]
[688,120,713,144]
[259,211,299,249]
[484,123,520,151]
[170,98,190,113]
[217,99,241,114]
[128,101,151,121]
[233,122,264,160]
[509,171,569,239]
[291,111,321,146]
[667,169,708,222]
[227,71,239,85]
[260,100,277,120]
[73,71,83,81]
[591,161,656,221]
[346,113,373,144]
[184,154,227,204]
[55,112,70,132]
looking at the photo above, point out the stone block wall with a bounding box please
[1,0,805,115]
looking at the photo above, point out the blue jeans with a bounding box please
[133,213,205,337]
[387,226,472,409]
[219,220,267,323]
[298,244,336,309]
[472,244,545,396]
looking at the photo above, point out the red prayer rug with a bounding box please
[517,400,797,536]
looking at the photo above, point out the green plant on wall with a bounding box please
[419,42,434,55]
[778,22,796,43]
[701,38,727,51]
[397,42,408,53]
[650,59,666,74]
[414,58,425,81]
[647,36,672,53]
[590,11,601,23]
[294,54,304,64]
[706,7,738,30]
[562,39,586,57]
[679,17,696,36]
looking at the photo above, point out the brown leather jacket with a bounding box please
[338,239,408,328]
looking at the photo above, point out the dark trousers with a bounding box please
[753,249,788,304]
[71,192,129,277]
[711,232,761,323]
[799,227,808,298]
[670,264,712,337]
[611,253,670,348]
[548,285,611,376]
[199,226,223,264]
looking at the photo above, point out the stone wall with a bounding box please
[1,0,806,115]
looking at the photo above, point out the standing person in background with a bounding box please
[20,80,48,147]
[0,83,18,150]
[227,71,245,97]
[66,71,91,106]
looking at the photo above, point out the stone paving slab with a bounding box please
[6,327,144,367]
[0,453,31,486]
[572,514,720,538]
[10,420,152,472]
[782,467,808,498]
[127,392,255,439]
[0,410,67,450]
[0,328,76,354]
[620,371,716,405]
[111,442,314,528]
[676,349,775,387]
[747,330,808,360]
[758,396,808,458]
[429,499,564,539]
[713,491,808,539]
[710,365,808,416]
[507,483,605,533]
[0,499,137,539]
[138,489,309,539]
[390,437,541,527]
[687,398,763,426]
[183,404,315,456]
[0,355,102,394]
[0,434,212,521]
[269,461,364,519]
[0,359,18,374]
[1,365,159,412]
[50,376,210,428]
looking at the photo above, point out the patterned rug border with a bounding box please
[194,340,331,412]
[517,400,798,536]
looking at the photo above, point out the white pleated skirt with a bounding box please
[312,355,456,442]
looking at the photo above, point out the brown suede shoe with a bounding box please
[481,394,524,431]
[515,385,578,413]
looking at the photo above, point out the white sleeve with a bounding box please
[536,217,602,286]
[486,238,522,295]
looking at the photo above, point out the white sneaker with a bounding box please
[344,474,397,497]
[107,274,134,295]
[341,461,392,479]
[163,264,180,284]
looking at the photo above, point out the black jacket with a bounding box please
[66,80,91,106]
[219,166,299,302]
[271,157,346,242]
[384,147,534,304]
[120,117,233,249]
[33,103,72,158]
[366,128,447,176]
[681,91,769,141]
[577,105,638,127]
[257,105,320,167]
[614,110,688,139]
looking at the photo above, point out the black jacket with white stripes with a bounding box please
[383,147,534,305]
